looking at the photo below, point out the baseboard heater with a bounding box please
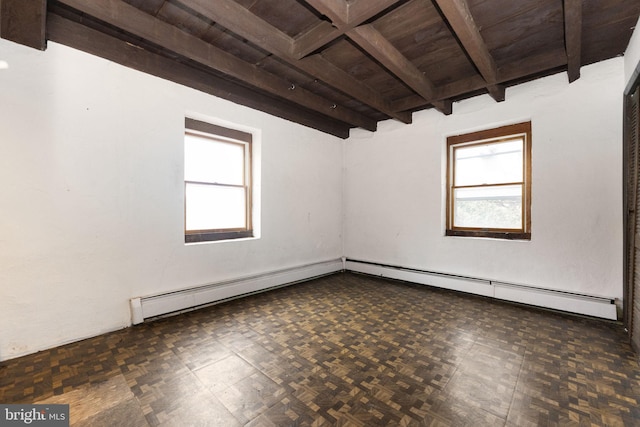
[130,259,343,324]
[345,259,618,320]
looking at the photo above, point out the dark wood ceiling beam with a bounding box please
[0,0,47,50]
[184,0,411,123]
[563,0,582,83]
[301,0,401,26]
[392,48,568,113]
[293,0,401,59]
[291,21,341,59]
[189,0,292,56]
[348,24,451,115]
[347,0,403,25]
[46,13,352,139]
[301,0,446,118]
[302,53,412,123]
[498,48,568,82]
[56,0,376,131]
[487,84,505,102]
[432,0,505,102]
[303,0,348,24]
[392,75,486,112]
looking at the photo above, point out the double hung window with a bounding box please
[184,118,253,243]
[446,122,531,240]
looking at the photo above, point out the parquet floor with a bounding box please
[1,272,640,426]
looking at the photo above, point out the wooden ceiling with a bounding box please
[2,0,639,138]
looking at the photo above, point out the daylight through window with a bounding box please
[446,122,531,240]
[184,118,253,243]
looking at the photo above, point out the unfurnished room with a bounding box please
[2,0,640,426]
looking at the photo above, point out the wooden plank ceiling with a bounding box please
[2,0,639,138]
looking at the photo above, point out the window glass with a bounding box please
[184,134,245,185]
[185,184,246,230]
[454,139,523,186]
[453,185,522,229]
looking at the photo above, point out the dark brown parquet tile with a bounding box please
[442,343,522,419]
[172,337,234,371]
[244,395,332,427]
[137,372,238,426]
[35,374,148,426]
[73,398,149,427]
[2,272,640,426]
[217,371,287,424]
[195,354,258,394]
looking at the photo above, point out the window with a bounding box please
[184,118,253,243]
[446,121,531,240]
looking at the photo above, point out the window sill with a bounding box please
[185,230,254,244]
[446,229,531,241]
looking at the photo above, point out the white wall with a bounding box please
[345,58,624,301]
[0,35,630,361]
[0,39,343,361]
[625,16,640,88]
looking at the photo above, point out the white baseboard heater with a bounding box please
[345,259,618,320]
[130,259,343,324]
[130,257,617,324]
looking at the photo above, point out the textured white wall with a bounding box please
[0,36,629,361]
[0,40,343,360]
[625,16,640,88]
[345,58,624,301]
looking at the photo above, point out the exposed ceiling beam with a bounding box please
[46,13,353,139]
[433,0,505,102]
[301,53,411,123]
[291,21,341,59]
[300,0,400,26]
[392,48,568,113]
[303,0,347,24]
[183,0,411,123]
[293,0,401,59]
[347,0,402,25]
[55,0,376,131]
[0,0,47,50]
[563,0,582,83]
[302,0,452,117]
[498,48,568,82]
[348,24,451,115]
[486,84,505,102]
[391,75,486,113]
[204,0,291,56]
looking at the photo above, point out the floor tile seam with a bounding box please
[136,369,239,426]
[87,383,147,427]
[120,346,191,372]
[318,379,405,421]
[428,383,510,427]
[436,334,479,391]
[504,348,528,426]
[124,363,198,406]
[302,322,432,357]
[229,348,297,419]
[237,342,395,409]
[204,385,248,427]
[37,373,145,426]
[434,335,517,422]
[232,374,338,426]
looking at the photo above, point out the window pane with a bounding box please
[185,134,244,185]
[185,183,246,231]
[455,139,523,186]
[454,185,522,229]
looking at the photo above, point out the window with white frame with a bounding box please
[184,118,253,243]
[446,121,531,240]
